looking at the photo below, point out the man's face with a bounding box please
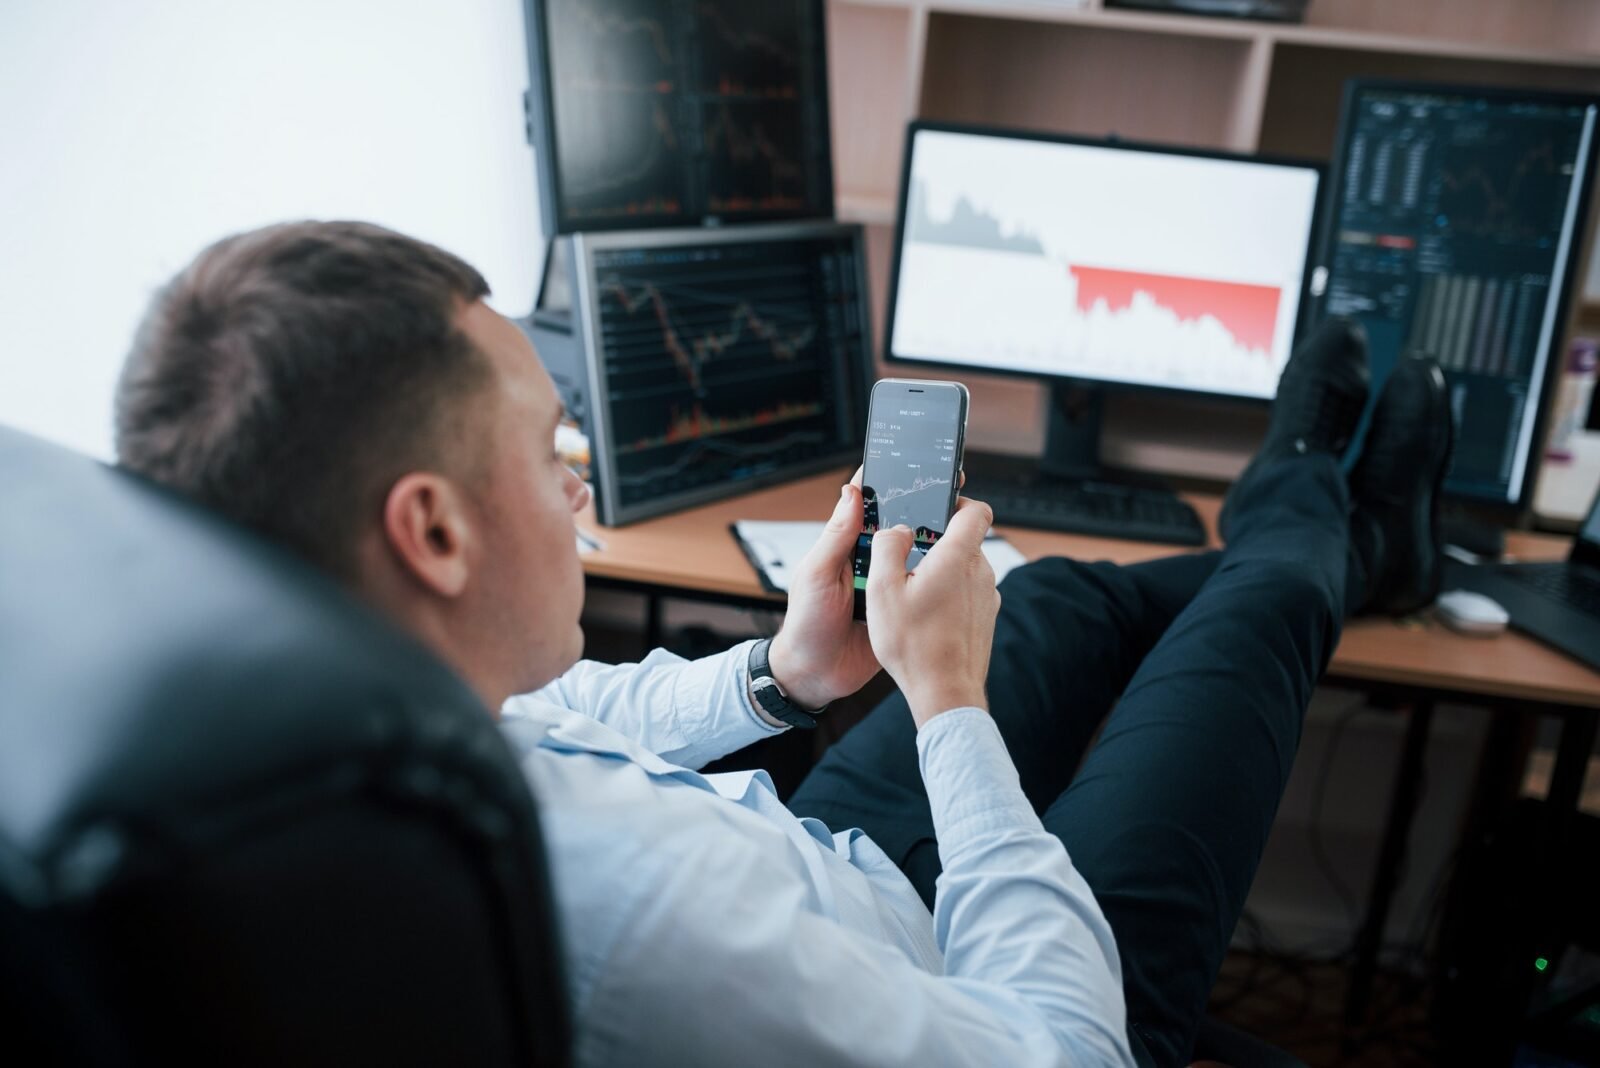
[458,300,589,698]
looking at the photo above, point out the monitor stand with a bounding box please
[965,383,1126,487]
[1038,382,1105,481]
[522,235,592,437]
[531,235,573,328]
[1441,507,1507,560]
[962,383,1205,545]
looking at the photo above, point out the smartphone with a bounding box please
[852,379,969,621]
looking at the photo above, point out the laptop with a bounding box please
[1450,487,1600,672]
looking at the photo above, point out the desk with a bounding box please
[581,466,1598,708]
[579,465,1600,1037]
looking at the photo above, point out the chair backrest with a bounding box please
[0,425,570,1067]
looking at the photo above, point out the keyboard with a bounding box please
[980,480,1207,546]
[1505,563,1600,616]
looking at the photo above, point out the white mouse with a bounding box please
[1435,589,1510,637]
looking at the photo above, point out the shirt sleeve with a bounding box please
[503,640,783,770]
[918,707,1133,1060]
[572,706,1135,1068]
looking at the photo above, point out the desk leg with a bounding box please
[1460,706,1537,850]
[1343,699,1435,1043]
[645,593,664,653]
[1548,709,1598,813]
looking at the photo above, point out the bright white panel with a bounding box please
[0,1,544,460]
[889,129,1320,400]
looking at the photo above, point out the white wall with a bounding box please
[0,0,544,460]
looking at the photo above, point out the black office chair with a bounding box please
[0,425,570,1067]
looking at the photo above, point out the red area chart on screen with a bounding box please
[1070,265,1282,355]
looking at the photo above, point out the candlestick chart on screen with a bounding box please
[592,240,857,506]
[542,0,830,226]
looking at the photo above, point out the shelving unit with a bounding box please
[826,0,1600,476]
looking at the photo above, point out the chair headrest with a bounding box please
[0,423,513,895]
[0,424,570,1066]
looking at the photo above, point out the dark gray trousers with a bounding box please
[789,455,1358,1067]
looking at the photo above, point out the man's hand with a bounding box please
[767,479,881,711]
[865,498,999,728]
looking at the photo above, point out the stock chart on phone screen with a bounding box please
[542,0,832,228]
[592,234,865,508]
[853,388,961,588]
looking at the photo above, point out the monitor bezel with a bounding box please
[572,220,874,526]
[880,119,1327,408]
[1312,78,1600,516]
[1573,483,1600,570]
[523,0,837,237]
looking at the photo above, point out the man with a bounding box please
[115,221,1450,1067]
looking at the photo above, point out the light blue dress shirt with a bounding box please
[500,640,1135,1067]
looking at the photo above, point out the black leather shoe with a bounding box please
[1351,352,1454,616]
[1222,317,1370,540]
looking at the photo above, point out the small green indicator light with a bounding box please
[1535,957,1549,973]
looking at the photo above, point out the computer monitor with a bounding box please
[523,0,834,234]
[883,122,1323,476]
[572,222,873,525]
[1315,81,1600,511]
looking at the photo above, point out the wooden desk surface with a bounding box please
[579,467,1600,710]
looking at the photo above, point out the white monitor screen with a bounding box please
[887,128,1322,399]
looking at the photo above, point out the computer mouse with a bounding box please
[1435,589,1509,637]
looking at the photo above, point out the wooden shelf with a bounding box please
[842,0,1263,40]
[825,0,1600,476]
[1272,22,1600,68]
[930,0,1262,41]
[836,192,897,226]
[831,0,1600,202]
[919,12,1257,149]
[835,0,1600,67]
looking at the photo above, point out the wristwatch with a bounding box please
[747,638,823,730]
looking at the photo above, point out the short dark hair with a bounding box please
[115,220,493,578]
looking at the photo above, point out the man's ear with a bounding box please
[380,472,474,598]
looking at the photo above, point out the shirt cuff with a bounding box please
[915,706,1044,860]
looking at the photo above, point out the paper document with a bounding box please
[731,520,1027,595]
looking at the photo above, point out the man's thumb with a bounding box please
[867,525,914,593]
[828,483,859,531]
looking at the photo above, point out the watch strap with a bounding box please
[747,639,821,730]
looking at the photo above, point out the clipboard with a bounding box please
[729,520,1027,595]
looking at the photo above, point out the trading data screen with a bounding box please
[1321,87,1597,505]
[852,385,963,591]
[887,127,1321,399]
[1583,491,1600,549]
[588,232,867,513]
[538,0,833,230]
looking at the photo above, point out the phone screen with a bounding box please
[851,381,966,607]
